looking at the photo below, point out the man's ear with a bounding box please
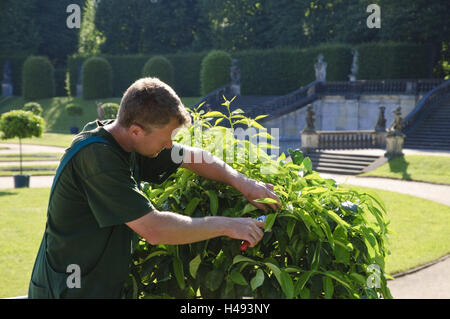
[128,124,145,137]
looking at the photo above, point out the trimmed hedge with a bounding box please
[82,56,113,99]
[67,42,434,99]
[101,102,119,119]
[200,50,232,95]
[22,56,55,100]
[142,56,175,87]
[357,42,431,80]
[68,53,206,98]
[234,44,353,95]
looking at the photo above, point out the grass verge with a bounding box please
[360,155,450,185]
[343,184,450,276]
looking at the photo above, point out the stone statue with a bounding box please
[391,106,404,136]
[314,54,327,82]
[348,48,358,82]
[76,62,83,97]
[375,105,386,132]
[303,106,316,133]
[230,59,241,96]
[96,101,104,121]
[2,60,13,96]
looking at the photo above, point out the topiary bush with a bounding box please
[142,56,175,87]
[23,102,43,116]
[22,56,55,100]
[125,100,392,299]
[0,110,45,174]
[82,56,113,99]
[101,102,119,119]
[200,50,232,95]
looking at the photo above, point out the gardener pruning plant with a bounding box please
[28,77,281,299]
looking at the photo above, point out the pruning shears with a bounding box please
[240,215,267,252]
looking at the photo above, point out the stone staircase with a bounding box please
[404,96,450,150]
[306,151,384,175]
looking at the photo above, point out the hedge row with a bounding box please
[67,52,207,98]
[0,42,436,98]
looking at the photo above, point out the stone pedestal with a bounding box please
[301,131,319,153]
[375,131,387,148]
[76,84,83,97]
[385,135,404,157]
[2,83,13,96]
[231,84,240,97]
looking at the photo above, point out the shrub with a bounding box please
[22,56,55,100]
[200,50,232,95]
[65,103,83,117]
[101,102,119,119]
[23,102,43,116]
[125,100,392,299]
[82,56,113,99]
[142,56,175,87]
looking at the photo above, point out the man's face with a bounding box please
[131,117,180,158]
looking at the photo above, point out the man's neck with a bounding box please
[103,121,134,153]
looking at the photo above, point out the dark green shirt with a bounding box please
[28,120,184,299]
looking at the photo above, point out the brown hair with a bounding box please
[117,77,191,133]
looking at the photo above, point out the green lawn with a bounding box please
[1,185,449,298]
[360,155,450,185]
[344,184,450,275]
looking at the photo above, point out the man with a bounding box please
[28,77,281,299]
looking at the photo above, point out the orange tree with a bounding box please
[125,99,392,299]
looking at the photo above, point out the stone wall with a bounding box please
[261,94,422,155]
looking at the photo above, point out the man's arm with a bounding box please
[180,145,281,212]
[126,210,265,246]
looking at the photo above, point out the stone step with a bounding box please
[307,151,379,160]
[311,161,368,171]
[310,157,372,167]
[313,166,362,175]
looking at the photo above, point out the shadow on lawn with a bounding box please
[0,190,18,197]
[388,155,412,180]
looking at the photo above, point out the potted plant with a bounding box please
[65,103,83,134]
[0,110,45,188]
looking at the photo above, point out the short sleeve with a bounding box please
[82,169,155,228]
[140,142,185,184]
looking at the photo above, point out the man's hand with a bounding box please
[236,176,282,213]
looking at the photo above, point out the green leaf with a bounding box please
[255,114,269,121]
[287,219,296,239]
[204,111,226,118]
[323,276,334,299]
[279,270,294,299]
[189,254,201,279]
[250,269,265,291]
[173,256,185,290]
[185,197,201,216]
[254,197,279,204]
[232,255,258,265]
[242,203,258,215]
[295,271,314,295]
[206,190,219,215]
[303,157,313,172]
[205,269,224,291]
[230,268,248,286]
[264,213,277,232]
